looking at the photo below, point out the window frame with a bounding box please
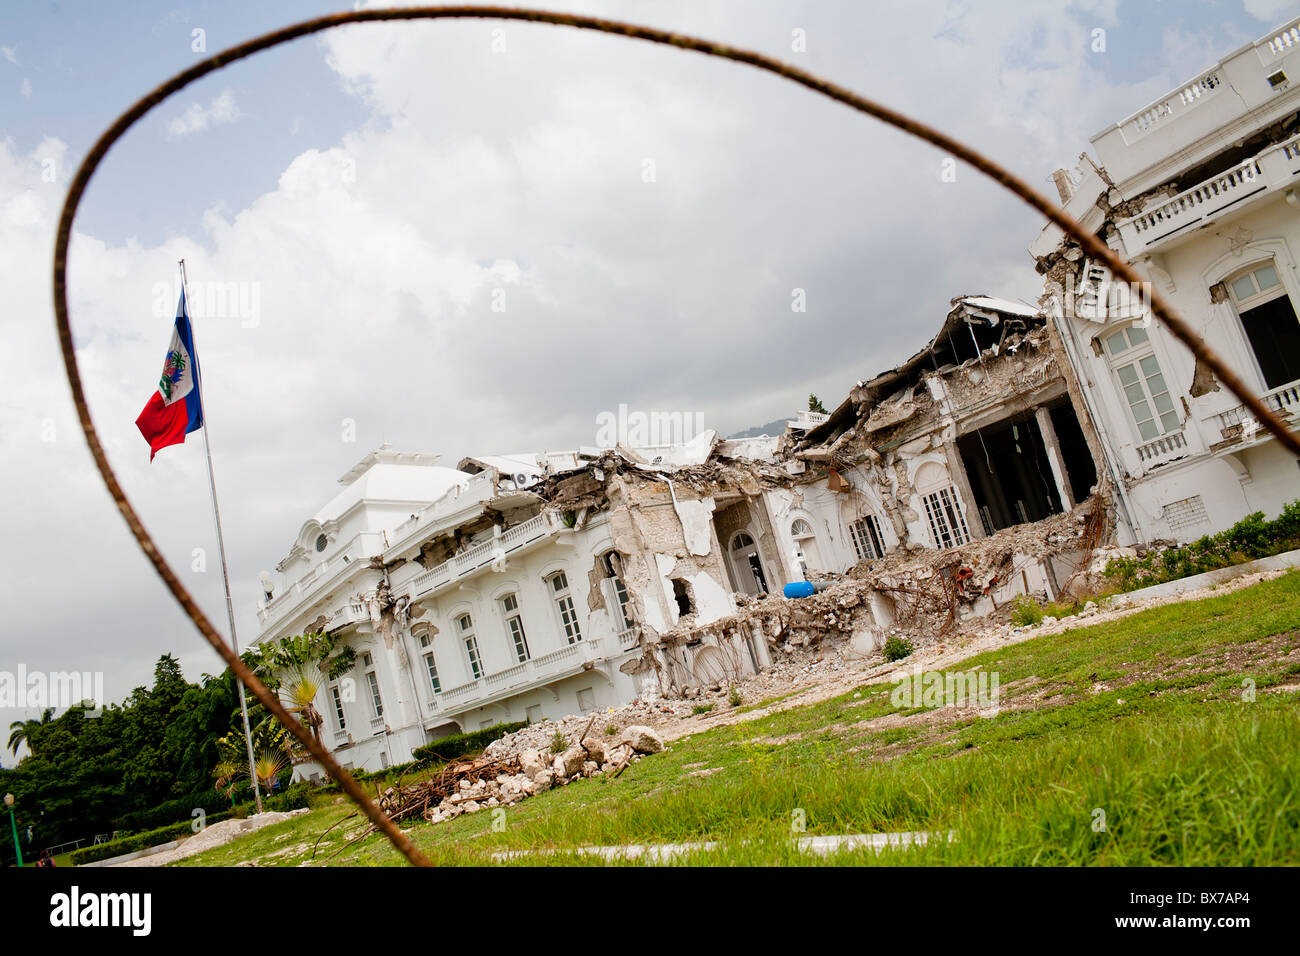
[456,612,483,680]
[1102,323,1181,443]
[922,486,972,549]
[329,681,347,731]
[1225,258,1300,392]
[848,514,886,561]
[601,551,635,630]
[361,652,384,721]
[417,631,441,695]
[545,570,583,644]
[500,592,531,663]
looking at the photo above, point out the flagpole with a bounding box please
[178,260,263,815]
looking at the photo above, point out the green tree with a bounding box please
[249,632,355,757]
[7,707,55,758]
[808,394,828,414]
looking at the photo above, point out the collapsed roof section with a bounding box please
[795,295,1046,451]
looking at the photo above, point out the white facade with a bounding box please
[254,444,770,777]
[1032,15,1300,543]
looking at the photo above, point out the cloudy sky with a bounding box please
[2,0,1294,760]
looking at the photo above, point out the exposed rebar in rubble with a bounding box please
[51,6,1300,867]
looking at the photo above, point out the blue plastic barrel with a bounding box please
[783,581,816,599]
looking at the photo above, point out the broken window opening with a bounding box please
[729,531,770,595]
[601,551,635,629]
[1228,260,1300,390]
[790,518,825,574]
[1048,399,1098,501]
[848,514,886,562]
[958,411,1062,533]
[671,578,696,618]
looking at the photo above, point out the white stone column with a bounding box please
[1035,405,1075,510]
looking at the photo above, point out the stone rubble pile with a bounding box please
[381,725,667,828]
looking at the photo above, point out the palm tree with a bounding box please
[7,708,54,757]
[248,632,355,757]
[214,747,293,797]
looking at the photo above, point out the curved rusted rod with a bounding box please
[51,6,1300,868]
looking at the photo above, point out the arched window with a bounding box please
[456,613,483,680]
[499,593,529,663]
[545,570,582,644]
[1225,260,1300,390]
[1103,323,1179,441]
[789,518,825,574]
[600,551,634,630]
[729,532,769,595]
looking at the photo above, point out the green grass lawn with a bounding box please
[180,571,1300,867]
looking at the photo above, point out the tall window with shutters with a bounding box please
[500,593,530,663]
[457,613,483,680]
[1103,324,1179,441]
[546,571,583,644]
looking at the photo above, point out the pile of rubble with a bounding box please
[646,499,1106,679]
[377,722,667,827]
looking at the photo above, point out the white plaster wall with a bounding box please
[1066,192,1300,541]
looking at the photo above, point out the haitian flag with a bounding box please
[135,291,203,460]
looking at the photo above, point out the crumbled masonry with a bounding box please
[363,723,666,832]
[262,293,1120,787]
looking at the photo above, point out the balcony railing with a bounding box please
[617,627,638,651]
[409,513,554,597]
[431,639,598,715]
[1135,429,1188,468]
[1213,379,1300,438]
[1091,14,1300,184]
[1118,68,1222,145]
[1116,134,1300,254]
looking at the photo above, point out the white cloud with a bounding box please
[1,46,18,65]
[1,0,1269,734]
[1242,0,1297,25]
[166,89,242,137]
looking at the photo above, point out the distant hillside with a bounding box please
[727,418,788,440]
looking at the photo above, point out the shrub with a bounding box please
[727,684,743,708]
[113,790,232,833]
[411,720,528,763]
[605,724,619,736]
[882,636,914,662]
[1102,499,1300,593]
[1010,595,1045,627]
[549,731,567,755]
[692,703,715,716]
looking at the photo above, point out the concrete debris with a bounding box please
[619,725,665,754]
[112,809,310,867]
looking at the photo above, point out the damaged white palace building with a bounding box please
[255,16,1300,775]
[1034,15,1300,542]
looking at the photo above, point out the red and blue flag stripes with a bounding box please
[135,291,204,460]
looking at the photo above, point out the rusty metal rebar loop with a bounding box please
[51,6,1300,869]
